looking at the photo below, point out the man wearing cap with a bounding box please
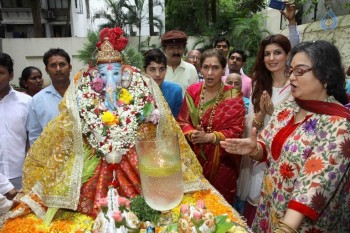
[161,30,198,97]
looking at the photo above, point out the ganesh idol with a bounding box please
[3,27,203,226]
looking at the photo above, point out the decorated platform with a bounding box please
[0,179,250,233]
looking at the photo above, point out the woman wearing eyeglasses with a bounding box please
[221,40,350,232]
[177,48,245,203]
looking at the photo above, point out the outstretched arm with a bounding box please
[282,3,300,48]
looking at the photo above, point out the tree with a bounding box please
[121,0,164,50]
[30,0,43,37]
[92,0,129,31]
[93,0,164,50]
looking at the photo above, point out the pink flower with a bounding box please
[180,204,189,214]
[92,77,105,93]
[145,109,160,125]
[112,210,124,222]
[193,211,202,220]
[98,197,108,207]
[196,200,205,209]
[118,196,131,208]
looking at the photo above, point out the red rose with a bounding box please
[114,37,128,51]
[113,27,123,37]
[100,28,110,40]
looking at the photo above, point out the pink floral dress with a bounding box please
[252,97,350,233]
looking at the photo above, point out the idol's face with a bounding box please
[98,63,122,88]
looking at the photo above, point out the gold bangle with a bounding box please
[253,116,264,127]
[187,132,193,141]
[275,220,299,233]
[212,133,217,144]
[249,144,261,158]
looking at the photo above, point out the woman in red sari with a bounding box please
[177,48,245,203]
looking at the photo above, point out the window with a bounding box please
[48,0,69,9]
[1,0,30,8]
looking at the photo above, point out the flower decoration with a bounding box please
[119,88,133,105]
[92,76,105,93]
[177,201,216,233]
[77,67,159,157]
[101,111,119,125]
[93,188,140,233]
[96,27,128,52]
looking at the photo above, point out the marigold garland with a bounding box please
[1,212,94,233]
[169,190,246,227]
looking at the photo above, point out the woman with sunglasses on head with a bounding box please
[221,40,350,232]
[19,66,43,96]
[177,48,245,204]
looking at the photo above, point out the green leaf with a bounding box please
[186,93,199,127]
[143,102,154,117]
[81,145,100,184]
[102,126,109,136]
[43,207,59,226]
[130,196,161,223]
[215,215,235,233]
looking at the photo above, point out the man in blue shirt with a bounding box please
[143,49,183,117]
[27,48,72,146]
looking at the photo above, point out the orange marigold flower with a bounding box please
[305,157,324,175]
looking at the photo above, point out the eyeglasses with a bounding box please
[284,67,313,77]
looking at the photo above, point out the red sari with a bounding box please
[177,82,245,203]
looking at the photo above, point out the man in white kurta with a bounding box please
[161,30,198,97]
[0,52,32,190]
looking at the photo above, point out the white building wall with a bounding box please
[89,0,165,36]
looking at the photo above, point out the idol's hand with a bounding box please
[220,128,258,155]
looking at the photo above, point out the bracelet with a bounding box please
[212,133,217,144]
[187,132,193,141]
[275,220,299,233]
[253,116,264,127]
[249,144,261,158]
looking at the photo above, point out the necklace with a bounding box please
[198,82,224,133]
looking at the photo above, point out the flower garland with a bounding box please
[77,68,158,157]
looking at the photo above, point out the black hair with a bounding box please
[19,66,42,88]
[0,52,14,74]
[214,38,230,49]
[43,48,71,66]
[228,49,247,62]
[143,49,167,69]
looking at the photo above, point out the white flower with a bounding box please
[77,70,159,161]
